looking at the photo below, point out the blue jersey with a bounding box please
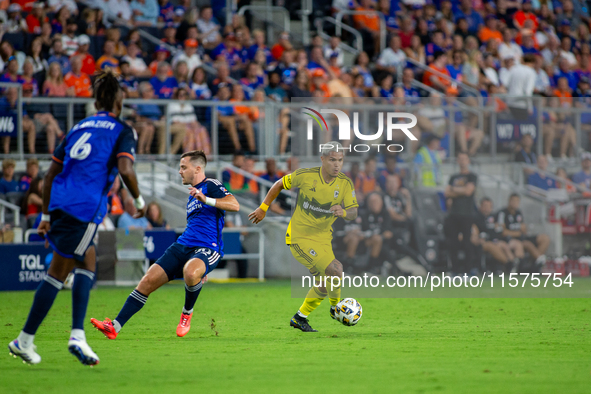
[177,178,231,254]
[49,111,137,224]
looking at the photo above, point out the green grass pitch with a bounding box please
[0,280,590,393]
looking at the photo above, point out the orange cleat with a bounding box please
[176,313,192,337]
[90,318,118,340]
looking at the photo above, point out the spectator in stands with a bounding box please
[264,71,287,102]
[353,0,380,58]
[120,41,150,78]
[133,81,159,153]
[555,167,577,194]
[479,15,503,44]
[61,17,79,56]
[499,29,523,64]
[26,38,48,76]
[197,6,221,48]
[376,35,406,75]
[527,155,557,191]
[543,96,577,159]
[172,39,202,78]
[355,157,379,203]
[514,133,537,170]
[377,153,403,190]
[229,84,257,153]
[64,55,92,97]
[414,134,442,187]
[358,192,395,272]
[0,55,19,83]
[423,51,453,94]
[97,40,121,74]
[3,4,26,33]
[248,29,272,64]
[190,67,211,100]
[288,71,311,99]
[105,0,132,21]
[173,61,191,91]
[323,36,343,67]
[130,0,159,26]
[38,22,53,58]
[119,61,140,97]
[444,152,478,274]
[556,0,581,30]
[150,61,177,99]
[0,159,18,193]
[50,6,70,34]
[447,50,465,85]
[572,151,591,190]
[222,151,247,192]
[533,54,551,95]
[498,193,550,268]
[21,177,43,219]
[146,201,169,229]
[168,87,210,155]
[271,31,293,62]
[47,38,71,75]
[25,2,47,34]
[43,62,74,97]
[118,196,151,229]
[148,45,171,76]
[352,51,374,91]
[19,60,39,97]
[404,35,426,66]
[513,0,538,30]
[19,158,40,192]
[0,41,25,74]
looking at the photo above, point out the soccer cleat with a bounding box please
[90,317,118,340]
[290,314,318,332]
[176,312,193,337]
[8,339,41,365]
[68,338,99,366]
[330,305,337,320]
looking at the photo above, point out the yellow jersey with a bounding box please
[282,167,358,245]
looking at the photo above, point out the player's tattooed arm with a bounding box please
[330,205,358,221]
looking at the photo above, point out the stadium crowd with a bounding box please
[2,0,591,275]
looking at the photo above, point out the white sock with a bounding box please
[182,307,193,315]
[70,329,86,342]
[297,310,308,319]
[17,331,34,349]
[112,319,122,333]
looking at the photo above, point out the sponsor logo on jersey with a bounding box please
[334,190,339,198]
[309,249,317,257]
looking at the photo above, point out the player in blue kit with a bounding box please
[8,70,145,366]
[91,150,240,339]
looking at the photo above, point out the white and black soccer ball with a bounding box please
[335,298,362,326]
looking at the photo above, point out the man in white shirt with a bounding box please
[505,54,537,120]
[323,36,344,67]
[498,28,523,64]
[196,6,221,47]
[533,54,550,95]
[376,35,407,74]
[172,39,202,77]
[61,17,80,56]
[105,0,132,21]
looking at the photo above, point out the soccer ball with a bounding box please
[335,298,362,326]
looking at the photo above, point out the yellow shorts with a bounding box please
[289,238,335,277]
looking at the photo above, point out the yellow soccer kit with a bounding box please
[282,167,358,276]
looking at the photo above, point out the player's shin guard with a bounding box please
[183,282,202,314]
[23,275,63,335]
[72,268,95,331]
[113,289,148,330]
[299,287,327,317]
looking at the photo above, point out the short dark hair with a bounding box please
[181,150,207,167]
[509,193,520,200]
[480,197,492,205]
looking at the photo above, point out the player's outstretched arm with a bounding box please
[37,161,63,239]
[117,156,147,218]
[248,178,284,224]
[188,187,240,212]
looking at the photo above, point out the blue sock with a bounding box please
[71,268,95,331]
[23,275,63,335]
[183,282,202,314]
[114,289,147,329]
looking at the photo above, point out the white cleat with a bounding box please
[68,338,100,366]
[8,340,41,364]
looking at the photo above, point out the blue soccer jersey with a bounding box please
[177,178,231,254]
[49,111,137,224]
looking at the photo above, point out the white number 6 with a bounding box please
[71,132,92,160]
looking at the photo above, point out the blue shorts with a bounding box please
[46,210,98,262]
[156,242,221,281]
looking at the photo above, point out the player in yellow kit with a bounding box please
[248,142,358,332]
